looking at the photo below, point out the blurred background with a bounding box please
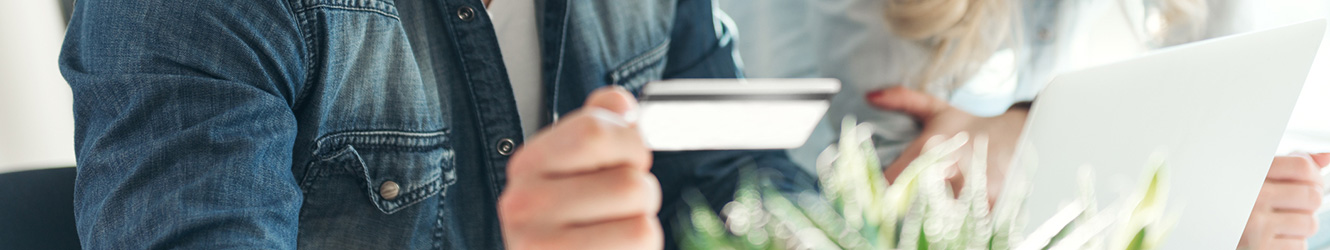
[2,0,1330,248]
[719,0,1330,246]
[721,0,1330,167]
[0,0,75,173]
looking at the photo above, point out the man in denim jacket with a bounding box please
[59,0,814,249]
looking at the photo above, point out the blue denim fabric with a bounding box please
[59,0,816,249]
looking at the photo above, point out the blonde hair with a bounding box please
[1153,0,1208,46]
[884,0,1208,94]
[884,0,1016,94]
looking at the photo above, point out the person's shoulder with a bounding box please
[62,0,306,87]
[66,0,304,56]
[73,0,299,31]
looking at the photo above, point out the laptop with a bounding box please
[1016,19,1326,249]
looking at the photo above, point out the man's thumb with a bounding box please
[865,86,946,121]
[584,86,639,116]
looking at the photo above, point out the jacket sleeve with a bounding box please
[60,0,306,248]
[653,1,820,249]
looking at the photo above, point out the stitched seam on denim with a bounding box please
[312,130,451,155]
[316,141,453,214]
[378,174,443,213]
[323,130,448,138]
[291,0,320,110]
[298,161,321,190]
[609,39,670,90]
[343,148,447,214]
[436,1,504,198]
[297,0,398,17]
[433,183,447,250]
[296,160,324,222]
[617,64,663,93]
[301,0,397,11]
[277,0,312,109]
[610,39,670,82]
[345,147,390,213]
[435,153,459,249]
[614,64,662,94]
[296,4,400,20]
[316,136,449,153]
[315,145,358,162]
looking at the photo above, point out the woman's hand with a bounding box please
[866,86,1027,201]
[869,86,1330,250]
[1239,153,1330,250]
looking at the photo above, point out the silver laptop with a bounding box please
[1016,19,1326,249]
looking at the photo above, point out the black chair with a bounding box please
[0,167,81,250]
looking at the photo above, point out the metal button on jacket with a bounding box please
[379,181,400,200]
[457,6,476,21]
[496,138,515,156]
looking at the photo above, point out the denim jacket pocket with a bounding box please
[608,38,671,94]
[304,130,457,214]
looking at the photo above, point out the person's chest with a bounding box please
[275,0,681,249]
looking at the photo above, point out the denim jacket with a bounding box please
[60,0,815,249]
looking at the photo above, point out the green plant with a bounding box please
[677,116,1175,250]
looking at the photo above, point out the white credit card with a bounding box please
[636,78,840,151]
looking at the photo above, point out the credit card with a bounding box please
[636,78,840,151]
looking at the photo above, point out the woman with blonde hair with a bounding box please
[875,1,1323,249]
[725,0,1325,249]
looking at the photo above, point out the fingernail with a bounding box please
[587,107,631,128]
[603,86,641,123]
[622,108,641,124]
[619,91,640,108]
[866,90,885,100]
[1313,152,1330,167]
[1291,151,1319,164]
[607,85,640,111]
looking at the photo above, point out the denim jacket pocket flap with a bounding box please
[311,130,457,214]
[608,39,671,94]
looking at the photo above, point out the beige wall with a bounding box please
[0,0,76,173]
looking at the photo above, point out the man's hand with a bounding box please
[1239,153,1330,250]
[866,86,1026,201]
[499,87,662,250]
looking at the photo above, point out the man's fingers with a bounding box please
[865,86,946,121]
[509,85,648,177]
[503,214,663,250]
[1268,156,1322,184]
[1268,212,1318,239]
[500,167,661,228]
[550,215,663,250]
[1260,182,1322,213]
[584,86,639,116]
[498,86,658,249]
[509,109,651,177]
